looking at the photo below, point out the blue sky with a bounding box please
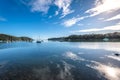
[0,0,120,39]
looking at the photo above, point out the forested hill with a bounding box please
[48,32,120,42]
[0,34,33,42]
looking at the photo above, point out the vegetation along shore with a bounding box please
[48,32,120,42]
[0,34,33,42]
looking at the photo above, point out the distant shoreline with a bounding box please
[48,32,120,42]
[0,34,33,43]
[48,40,120,42]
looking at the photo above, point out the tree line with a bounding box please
[48,32,120,42]
[0,34,33,42]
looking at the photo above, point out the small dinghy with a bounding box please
[114,53,120,56]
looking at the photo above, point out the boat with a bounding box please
[36,40,42,43]
[114,53,120,56]
[36,36,43,43]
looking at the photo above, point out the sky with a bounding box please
[0,0,120,39]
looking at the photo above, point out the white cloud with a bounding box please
[63,18,80,27]
[94,0,102,6]
[74,22,120,32]
[30,0,52,13]
[55,11,59,16]
[86,0,120,17]
[29,0,74,17]
[63,16,87,27]
[49,15,52,18]
[77,23,83,26]
[98,18,104,20]
[54,0,74,18]
[0,17,6,21]
[117,22,120,25]
[105,14,120,21]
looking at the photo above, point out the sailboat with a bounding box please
[36,40,42,43]
[36,36,43,43]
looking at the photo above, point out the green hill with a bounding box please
[0,34,33,42]
[48,32,120,42]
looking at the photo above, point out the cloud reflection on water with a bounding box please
[33,67,51,80]
[77,42,120,52]
[106,55,120,61]
[58,61,74,80]
[33,61,74,80]
[64,51,85,61]
[87,61,120,80]
[0,61,8,69]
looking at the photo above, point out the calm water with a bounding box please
[0,41,120,80]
